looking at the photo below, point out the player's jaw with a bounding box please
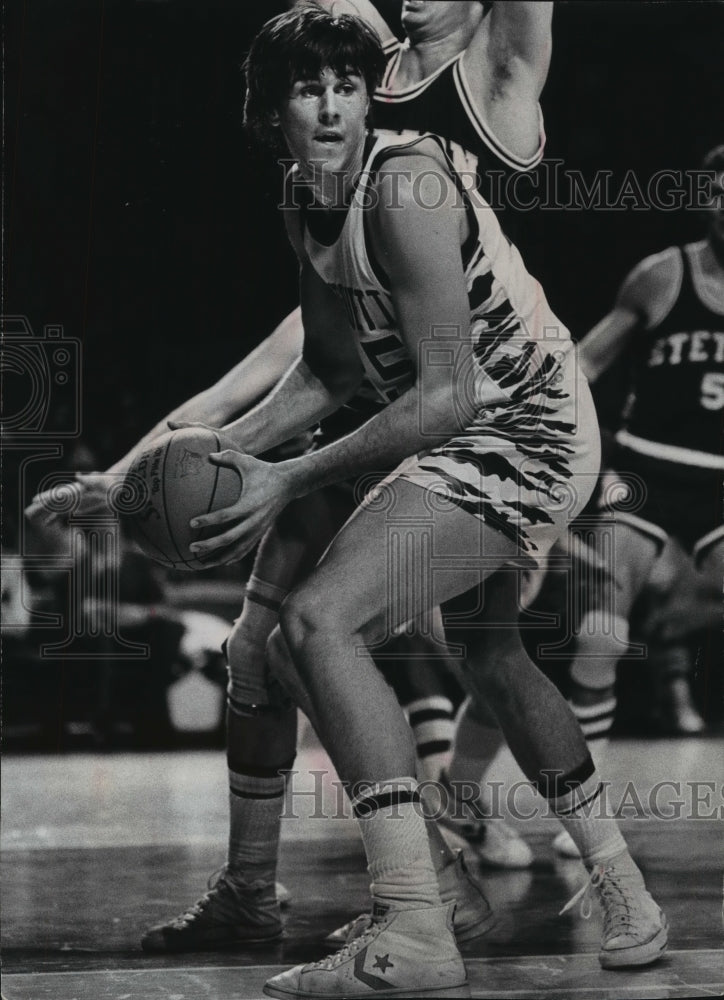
[401,1,479,43]
[278,68,368,204]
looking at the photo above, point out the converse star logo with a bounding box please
[372,954,394,973]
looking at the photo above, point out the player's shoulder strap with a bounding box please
[620,245,683,331]
[683,240,724,316]
[366,131,469,207]
[369,130,449,169]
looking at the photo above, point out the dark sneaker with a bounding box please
[141,867,282,953]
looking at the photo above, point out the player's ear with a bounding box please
[269,110,280,127]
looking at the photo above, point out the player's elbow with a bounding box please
[417,380,470,439]
[305,355,362,404]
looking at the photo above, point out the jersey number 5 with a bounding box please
[700,372,724,411]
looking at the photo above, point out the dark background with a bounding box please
[2,2,723,742]
[5,0,724,464]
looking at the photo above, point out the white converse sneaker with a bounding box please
[323,850,494,948]
[552,828,581,859]
[559,851,668,968]
[265,901,469,998]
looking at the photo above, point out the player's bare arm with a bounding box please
[579,249,682,382]
[482,1,553,93]
[190,156,475,563]
[24,310,304,526]
[463,1,552,156]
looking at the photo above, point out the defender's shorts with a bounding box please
[601,444,724,564]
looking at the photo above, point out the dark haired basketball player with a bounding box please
[27,0,555,953]
[182,8,665,995]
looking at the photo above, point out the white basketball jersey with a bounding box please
[301,132,572,418]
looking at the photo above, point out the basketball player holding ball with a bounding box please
[27,4,668,980]
[192,9,667,994]
[28,0,554,949]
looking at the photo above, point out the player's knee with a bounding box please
[224,619,251,675]
[282,584,350,648]
[266,624,301,696]
[569,611,629,690]
[278,589,324,658]
[574,610,630,660]
[224,620,265,703]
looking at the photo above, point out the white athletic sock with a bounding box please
[568,611,626,772]
[223,574,290,889]
[570,696,617,772]
[353,778,441,908]
[227,768,286,886]
[549,769,627,868]
[406,696,456,782]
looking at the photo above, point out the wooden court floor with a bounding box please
[2,735,723,999]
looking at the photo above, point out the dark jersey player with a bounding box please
[371,0,545,246]
[549,145,724,858]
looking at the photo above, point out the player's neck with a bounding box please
[304,144,367,210]
[400,30,470,82]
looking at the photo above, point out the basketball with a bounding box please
[121,427,241,570]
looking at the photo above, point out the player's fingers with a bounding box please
[197,541,255,568]
[167,420,215,431]
[189,520,250,555]
[25,482,80,522]
[25,498,57,524]
[194,529,260,566]
[208,449,244,469]
[190,505,244,531]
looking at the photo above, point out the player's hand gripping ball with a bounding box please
[121,428,241,570]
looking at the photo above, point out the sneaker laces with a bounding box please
[559,863,638,934]
[175,866,269,925]
[206,865,229,893]
[337,912,375,943]
[169,868,234,924]
[310,914,386,970]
